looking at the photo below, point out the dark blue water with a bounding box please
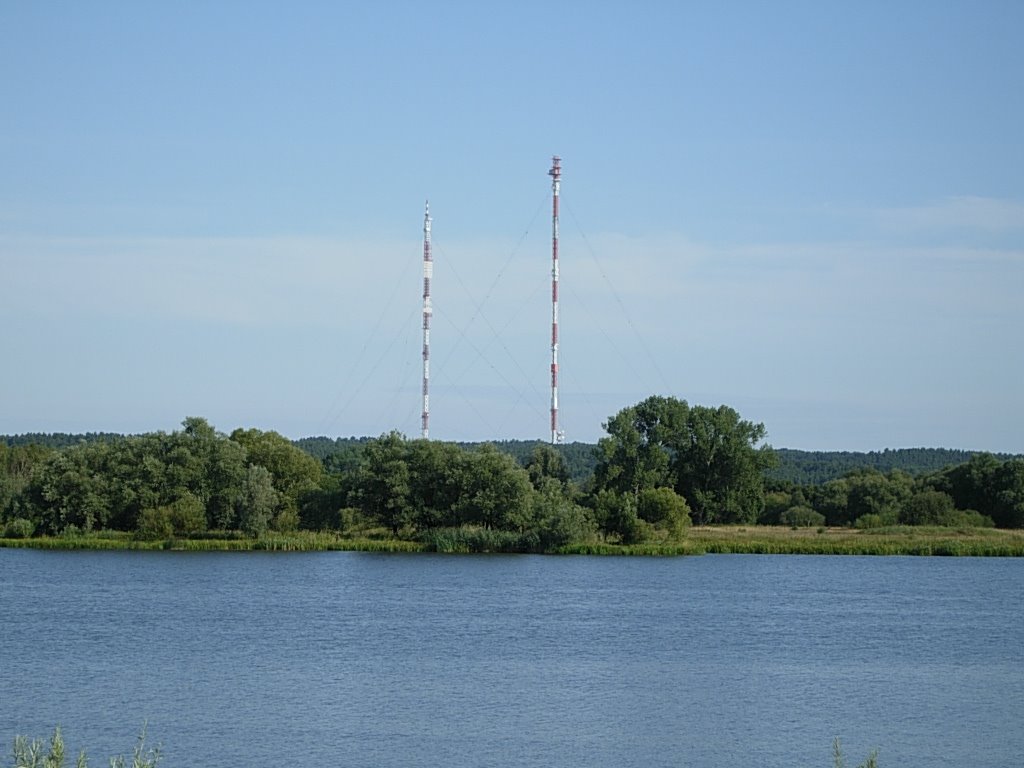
[1,550,1021,767]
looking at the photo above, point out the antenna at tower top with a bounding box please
[549,156,564,444]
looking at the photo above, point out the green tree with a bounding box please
[593,489,650,544]
[992,459,1024,528]
[593,396,774,527]
[935,452,1001,516]
[137,506,174,540]
[177,418,247,530]
[297,472,353,531]
[761,489,794,525]
[168,491,207,535]
[673,404,775,525]
[355,432,413,535]
[26,447,112,534]
[811,478,851,526]
[593,396,686,497]
[525,444,571,490]
[844,470,913,527]
[236,464,279,537]
[230,428,323,523]
[0,443,52,523]
[454,444,534,531]
[404,439,466,530]
[531,478,597,549]
[900,489,956,526]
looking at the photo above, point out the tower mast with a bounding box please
[549,156,563,444]
[421,201,432,439]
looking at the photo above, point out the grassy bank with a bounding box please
[3,525,1024,555]
[688,524,1024,556]
[0,530,428,553]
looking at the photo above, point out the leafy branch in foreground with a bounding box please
[833,737,879,768]
[6,726,160,768]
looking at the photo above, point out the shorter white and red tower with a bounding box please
[421,201,432,439]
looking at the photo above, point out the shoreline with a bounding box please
[3,525,1023,556]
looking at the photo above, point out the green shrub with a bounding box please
[2,517,35,539]
[780,505,826,528]
[272,506,300,532]
[168,493,207,535]
[949,509,995,527]
[595,491,653,544]
[637,487,692,537]
[136,507,174,541]
[854,513,889,530]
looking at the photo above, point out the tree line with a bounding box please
[763,455,1024,529]
[2,396,1023,547]
[7,430,1012,489]
[292,437,1017,487]
[766,447,1020,486]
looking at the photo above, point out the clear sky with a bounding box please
[3,1,1022,452]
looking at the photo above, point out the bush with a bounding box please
[594,490,653,544]
[337,506,366,533]
[2,517,35,538]
[854,512,896,529]
[531,484,598,550]
[637,487,692,538]
[272,506,300,532]
[780,505,826,528]
[900,490,955,526]
[136,507,174,540]
[168,493,207,535]
[949,509,995,528]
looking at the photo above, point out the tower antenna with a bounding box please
[549,156,564,444]
[421,200,432,439]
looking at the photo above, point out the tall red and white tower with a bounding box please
[421,201,432,439]
[549,156,563,444]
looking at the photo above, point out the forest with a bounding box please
[2,396,1023,550]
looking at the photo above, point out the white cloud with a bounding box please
[0,234,420,330]
[876,196,1024,234]
[2,226,1022,449]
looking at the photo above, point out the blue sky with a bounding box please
[3,1,1022,451]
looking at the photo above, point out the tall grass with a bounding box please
[418,526,536,554]
[833,737,878,768]
[5,729,874,767]
[4,525,1023,556]
[556,541,704,556]
[0,532,425,553]
[5,726,160,768]
[688,525,1024,556]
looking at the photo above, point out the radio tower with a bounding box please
[421,201,432,439]
[549,156,563,444]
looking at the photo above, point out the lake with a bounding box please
[1,550,1021,767]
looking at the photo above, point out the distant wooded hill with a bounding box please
[2,433,124,449]
[4,433,1018,486]
[765,447,1020,485]
[292,437,1018,485]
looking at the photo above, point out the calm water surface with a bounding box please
[1,550,1021,767]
